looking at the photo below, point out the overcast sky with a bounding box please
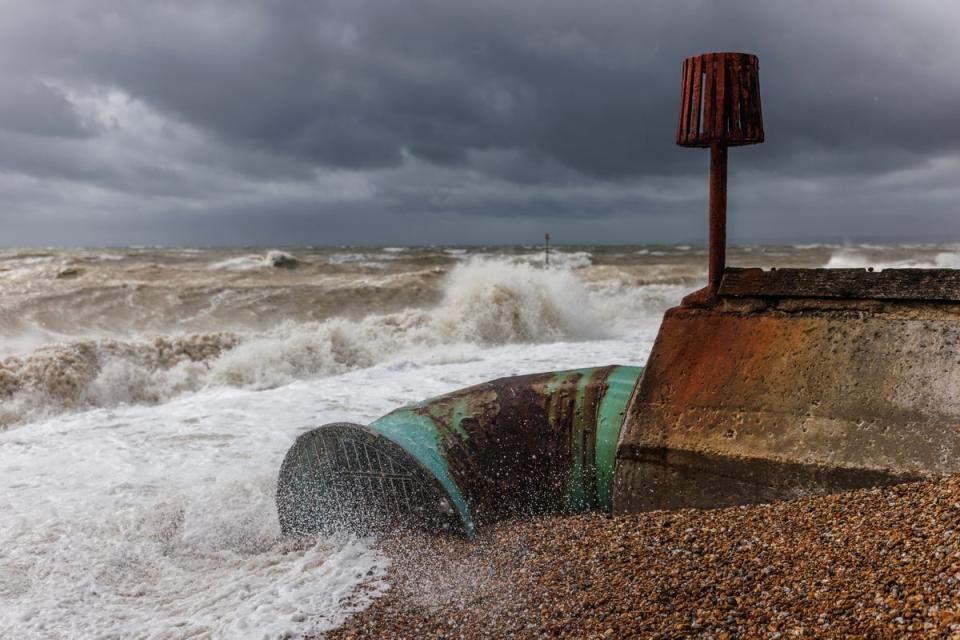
[1,0,959,246]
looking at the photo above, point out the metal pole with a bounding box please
[545,233,550,266]
[708,141,727,292]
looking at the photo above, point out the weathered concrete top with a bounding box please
[720,267,960,302]
[614,268,960,514]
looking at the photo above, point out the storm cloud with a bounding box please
[0,0,958,245]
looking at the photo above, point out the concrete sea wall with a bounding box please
[614,292,960,512]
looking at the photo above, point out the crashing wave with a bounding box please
[1,259,639,427]
[209,250,300,271]
[824,248,960,270]
[264,250,299,269]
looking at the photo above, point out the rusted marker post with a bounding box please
[677,52,764,292]
[618,54,960,514]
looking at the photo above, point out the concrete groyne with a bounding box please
[615,268,960,512]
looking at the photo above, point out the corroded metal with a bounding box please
[277,366,642,538]
[611,51,960,516]
[276,423,462,537]
[719,267,960,301]
[709,142,728,290]
[676,53,764,148]
[677,52,764,292]
[614,299,960,513]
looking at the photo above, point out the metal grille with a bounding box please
[277,423,458,536]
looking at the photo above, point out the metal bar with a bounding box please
[703,54,715,138]
[690,56,703,138]
[729,57,743,137]
[713,54,726,140]
[708,141,727,291]
[678,58,691,141]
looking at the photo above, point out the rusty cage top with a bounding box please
[677,52,764,148]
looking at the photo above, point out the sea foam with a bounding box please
[0,259,651,427]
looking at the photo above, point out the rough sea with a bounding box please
[2,243,958,638]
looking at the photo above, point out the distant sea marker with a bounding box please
[545,233,551,266]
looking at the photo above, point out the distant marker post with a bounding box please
[545,233,551,267]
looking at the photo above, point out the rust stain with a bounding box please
[640,308,812,415]
[410,369,617,525]
[676,52,763,148]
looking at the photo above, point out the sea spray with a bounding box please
[0,383,393,638]
[0,305,664,638]
[824,246,960,270]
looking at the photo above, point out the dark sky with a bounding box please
[2,0,959,246]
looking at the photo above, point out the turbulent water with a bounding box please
[2,242,957,638]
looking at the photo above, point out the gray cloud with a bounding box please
[0,0,958,245]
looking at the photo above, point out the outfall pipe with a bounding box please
[276,365,642,538]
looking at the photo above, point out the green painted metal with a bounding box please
[563,367,602,511]
[595,366,642,511]
[368,410,478,537]
[363,365,642,537]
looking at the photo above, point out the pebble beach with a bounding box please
[328,475,960,639]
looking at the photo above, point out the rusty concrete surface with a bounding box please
[614,294,960,512]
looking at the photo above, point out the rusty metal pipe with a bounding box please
[276,366,642,538]
[709,141,728,291]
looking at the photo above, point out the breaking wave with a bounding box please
[209,250,300,271]
[1,259,653,427]
[824,248,960,270]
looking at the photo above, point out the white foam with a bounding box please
[824,248,960,270]
[0,319,663,638]
[0,381,393,639]
[933,251,960,269]
[207,254,265,271]
[523,250,593,269]
[208,250,299,271]
[327,252,372,264]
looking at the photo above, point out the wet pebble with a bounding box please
[326,476,960,639]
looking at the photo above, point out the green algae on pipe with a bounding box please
[277,365,642,538]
